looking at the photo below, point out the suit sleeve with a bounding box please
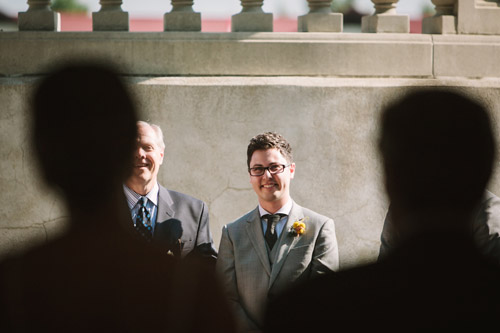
[311,218,339,277]
[216,226,260,332]
[193,201,218,259]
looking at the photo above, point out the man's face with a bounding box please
[130,124,164,186]
[249,148,295,208]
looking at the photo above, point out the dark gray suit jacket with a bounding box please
[152,185,217,260]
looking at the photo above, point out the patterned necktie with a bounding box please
[135,196,153,242]
[263,214,283,250]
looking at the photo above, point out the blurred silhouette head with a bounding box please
[379,89,495,219]
[32,62,137,212]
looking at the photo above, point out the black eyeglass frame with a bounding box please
[248,164,291,177]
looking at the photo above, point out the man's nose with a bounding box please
[263,168,272,178]
[136,146,146,158]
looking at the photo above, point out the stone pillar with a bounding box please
[361,0,409,33]
[93,0,129,31]
[298,0,343,32]
[456,0,500,35]
[231,0,273,32]
[164,0,201,31]
[422,0,457,34]
[18,0,61,31]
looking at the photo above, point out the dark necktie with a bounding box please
[263,214,283,250]
[135,196,153,242]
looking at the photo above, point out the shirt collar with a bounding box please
[123,182,159,209]
[259,199,293,217]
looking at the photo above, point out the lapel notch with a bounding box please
[156,185,174,224]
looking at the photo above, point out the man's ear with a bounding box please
[159,150,165,165]
[289,163,296,179]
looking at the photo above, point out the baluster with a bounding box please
[92,0,129,31]
[422,0,457,34]
[298,0,343,32]
[18,0,60,31]
[361,0,409,33]
[231,0,273,32]
[164,0,201,31]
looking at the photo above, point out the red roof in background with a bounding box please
[410,20,422,34]
[60,13,423,33]
[59,13,297,32]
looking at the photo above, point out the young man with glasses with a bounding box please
[216,132,339,332]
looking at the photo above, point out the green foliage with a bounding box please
[422,4,436,17]
[51,0,88,13]
[331,0,354,13]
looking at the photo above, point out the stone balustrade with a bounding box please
[8,0,500,79]
[92,0,129,31]
[15,0,500,35]
[298,0,343,32]
[18,0,60,31]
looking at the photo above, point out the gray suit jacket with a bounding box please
[153,185,217,260]
[216,201,339,331]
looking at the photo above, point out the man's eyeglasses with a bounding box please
[248,164,291,177]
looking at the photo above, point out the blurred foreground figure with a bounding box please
[0,62,235,332]
[265,90,500,332]
[379,190,500,264]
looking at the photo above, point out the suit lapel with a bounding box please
[269,202,303,288]
[245,208,272,277]
[156,185,174,224]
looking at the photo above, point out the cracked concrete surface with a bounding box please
[2,77,500,268]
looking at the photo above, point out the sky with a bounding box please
[1,0,432,19]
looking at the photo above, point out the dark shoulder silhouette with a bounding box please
[265,89,500,332]
[0,62,235,332]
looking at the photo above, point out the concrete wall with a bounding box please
[2,19,500,267]
[2,75,500,268]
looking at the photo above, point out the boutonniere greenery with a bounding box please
[289,217,308,236]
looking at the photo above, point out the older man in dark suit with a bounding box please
[123,121,217,260]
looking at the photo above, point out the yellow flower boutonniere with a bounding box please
[290,217,308,236]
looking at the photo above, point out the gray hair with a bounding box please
[137,120,165,150]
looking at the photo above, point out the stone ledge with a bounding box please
[0,32,432,77]
[3,32,500,78]
[4,75,500,87]
[433,35,500,78]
